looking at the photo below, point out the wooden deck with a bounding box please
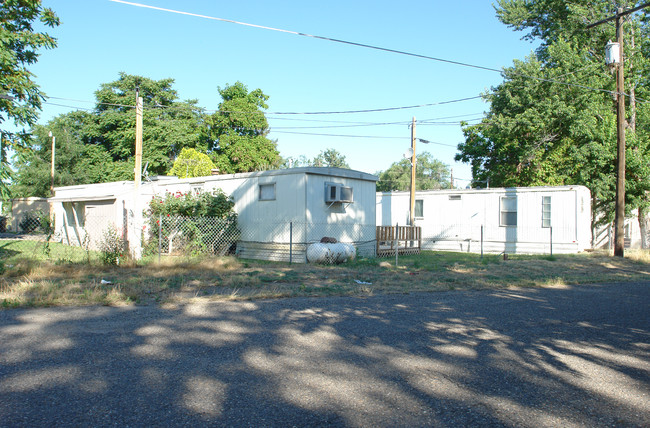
[376,225,421,257]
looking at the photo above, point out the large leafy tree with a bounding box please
[89,73,205,177]
[0,0,59,198]
[456,1,650,235]
[376,152,450,192]
[11,111,119,197]
[11,74,208,194]
[205,82,281,173]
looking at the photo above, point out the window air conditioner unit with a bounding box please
[325,184,353,203]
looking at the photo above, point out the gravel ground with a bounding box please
[0,282,649,427]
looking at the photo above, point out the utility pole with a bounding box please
[586,3,650,257]
[49,131,55,196]
[613,7,626,258]
[409,117,416,226]
[134,88,143,190]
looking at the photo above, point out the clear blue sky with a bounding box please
[34,0,538,186]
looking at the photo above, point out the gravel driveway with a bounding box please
[1,282,649,427]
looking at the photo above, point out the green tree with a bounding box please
[456,1,650,232]
[11,111,116,197]
[205,82,281,173]
[312,148,350,168]
[89,73,205,177]
[0,0,59,198]
[11,73,209,196]
[169,147,215,178]
[377,152,450,192]
[280,154,310,168]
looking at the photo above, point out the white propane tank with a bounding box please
[306,243,331,263]
[307,242,356,263]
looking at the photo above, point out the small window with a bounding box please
[542,196,551,228]
[259,183,275,201]
[500,196,517,226]
[415,199,423,218]
[448,194,461,201]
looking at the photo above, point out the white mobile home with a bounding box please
[151,167,378,260]
[377,186,592,254]
[51,167,377,261]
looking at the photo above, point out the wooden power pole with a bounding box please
[586,3,650,257]
[409,117,416,226]
[49,131,55,196]
[613,9,626,257]
[134,89,143,190]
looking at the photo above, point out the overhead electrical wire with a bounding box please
[109,0,650,101]
[271,114,484,130]
[264,96,485,115]
[271,131,404,139]
[110,0,502,74]
[43,93,487,117]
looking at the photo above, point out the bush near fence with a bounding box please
[144,215,240,257]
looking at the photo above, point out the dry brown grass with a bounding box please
[1,250,649,308]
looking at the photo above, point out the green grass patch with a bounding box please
[1,250,650,308]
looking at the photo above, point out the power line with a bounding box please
[418,138,459,148]
[110,1,503,74]
[43,93,486,116]
[271,131,405,139]
[271,130,463,149]
[271,114,484,130]
[109,1,648,101]
[265,96,485,115]
[48,96,136,109]
[42,102,94,111]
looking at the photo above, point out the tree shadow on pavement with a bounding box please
[0,282,648,427]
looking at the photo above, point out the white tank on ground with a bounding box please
[307,242,356,264]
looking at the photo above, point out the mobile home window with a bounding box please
[415,199,423,218]
[259,183,276,201]
[500,196,517,226]
[542,196,551,228]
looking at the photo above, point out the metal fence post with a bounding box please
[550,226,553,256]
[481,225,483,260]
[289,221,293,264]
[158,214,162,263]
[395,223,399,267]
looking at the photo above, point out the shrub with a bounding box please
[99,225,127,265]
[144,190,239,256]
[19,211,41,233]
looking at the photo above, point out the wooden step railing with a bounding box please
[376,225,421,256]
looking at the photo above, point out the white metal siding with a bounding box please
[376,186,592,254]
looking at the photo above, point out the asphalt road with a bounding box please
[1,282,649,427]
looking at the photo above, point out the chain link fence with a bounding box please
[0,210,102,264]
[2,207,594,269]
[415,223,585,256]
[1,210,377,266]
[144,216,376,264]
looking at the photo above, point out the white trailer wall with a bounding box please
[377,186,591,254]
[147,167,378,261]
